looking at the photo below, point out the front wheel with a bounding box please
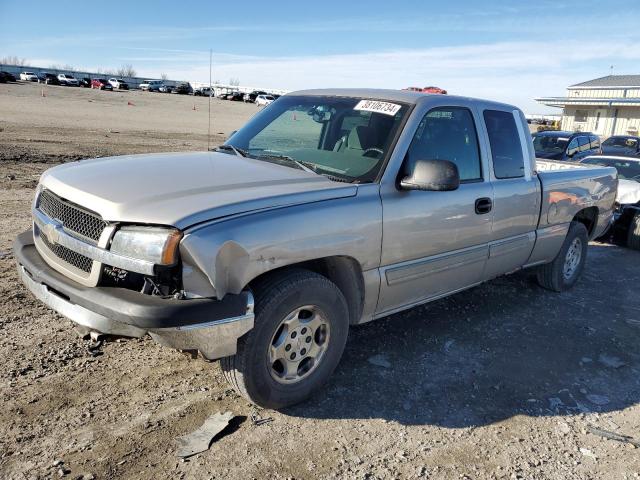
[221,269,349,409]
[536,221,588,292]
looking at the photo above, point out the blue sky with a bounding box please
[1,0,639,113]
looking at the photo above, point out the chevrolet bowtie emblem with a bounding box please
[42,221,62,245]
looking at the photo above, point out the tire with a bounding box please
[536,221,589,292]
[221,269,349,409]
[627,211,640,250]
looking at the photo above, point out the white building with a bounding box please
[535,75,640,137]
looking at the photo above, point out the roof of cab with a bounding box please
[286,88,520,111]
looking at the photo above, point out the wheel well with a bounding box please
[573,207,598,238]
[247,257,365,325]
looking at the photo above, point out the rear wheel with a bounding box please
[536,221,588,292]
[627,211,640,250]
[221,269,349,409]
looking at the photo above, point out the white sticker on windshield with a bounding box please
[354,100,401,116]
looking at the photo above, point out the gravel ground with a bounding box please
[1,82,639,480]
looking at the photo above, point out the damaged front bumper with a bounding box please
[14,231,254,360]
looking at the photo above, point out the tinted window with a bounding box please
[567,138,579,152]
[483,110,524,179]
[407,107,482,181]
[578,136,591,152]
[589,135,600,149]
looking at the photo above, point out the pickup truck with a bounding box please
[15,89,617,409]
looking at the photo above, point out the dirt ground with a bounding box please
[1,82,640,480]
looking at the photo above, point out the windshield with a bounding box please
[581,157,640,181]
[225,95,409,183]
[603,136,639,150]
[532,134,568,155]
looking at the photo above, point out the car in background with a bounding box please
[38,73,61,85]
[600,135,640,158]
[532,131,600,161]
[579,155,640,249]
[194,87,213,96]
[243,90,267,102]
[79,77,92,88]
[140,79,164,92]
[229,92,244,101]
[172,82,193,95]
[1,71,17,82]
[91,78,113,90]
[255,94,275,106]
[57,74,79,86]
[20,71,39,82]
[158,84,173,93]
[108,78,129,90]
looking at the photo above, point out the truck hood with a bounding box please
[39,151,357,229]
[618,178,640,205]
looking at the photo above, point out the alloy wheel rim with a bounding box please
[563,237,582,280]
[268,305,330,384]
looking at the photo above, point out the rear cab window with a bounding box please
[483,110,525,179]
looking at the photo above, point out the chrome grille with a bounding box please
[37,189,107,244]
[38,228,93,274]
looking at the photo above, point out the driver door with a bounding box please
[376,105,493,315]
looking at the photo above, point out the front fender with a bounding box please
[179,184,383,298]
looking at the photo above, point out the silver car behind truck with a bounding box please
[15,89,617,408]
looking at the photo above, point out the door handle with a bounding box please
[475,197,492,215]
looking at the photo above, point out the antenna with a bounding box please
[207,48,212,151]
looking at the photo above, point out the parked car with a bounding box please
[14,89,617,409]
[158,84,173,93]
[91,78,113,90]
[1,71,17,82]
[172,83,193,95]
[600,135,640,158]
[79,77,92,88]
[19,71,39,82]
[580,155,640,249]
[57,74,79,86]
[255,94,275,106]
[108,78,129,90]
[194,87,213,96]
[38,73,61,85]
[140,79,164,92]
[532,131,601,161]
[243,90,267,102]
[230,92,245,101]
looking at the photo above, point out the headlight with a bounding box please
[110,226,182,266]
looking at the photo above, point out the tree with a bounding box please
[160,73,168,80]
[0,55,27,66]
[116,64,136,77]
[229,77,240,86]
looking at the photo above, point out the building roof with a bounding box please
[569,75,640,89]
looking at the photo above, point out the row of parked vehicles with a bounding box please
[8,72,281,103]
[532,129,640,249]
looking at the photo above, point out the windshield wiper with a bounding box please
[213,144,249,157]
[251,152,318,174]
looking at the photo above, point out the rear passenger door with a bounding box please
[481,109,540,280]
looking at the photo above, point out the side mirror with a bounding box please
[400,159,460,191]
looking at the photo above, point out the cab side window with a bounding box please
[483,110,525,179]
[406,107,482,182]
[578,136,591,152]
[566,138,579,156]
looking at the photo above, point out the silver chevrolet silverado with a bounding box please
[15,89,618,408]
